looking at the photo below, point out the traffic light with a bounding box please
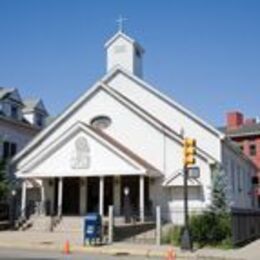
[183,138,196,166]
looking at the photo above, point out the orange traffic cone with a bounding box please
[63,240,70,254]
[166,247,176,260]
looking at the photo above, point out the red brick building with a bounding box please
[221,111,260,206]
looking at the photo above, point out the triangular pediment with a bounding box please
[17,122,146,178]
[13,67,218,169]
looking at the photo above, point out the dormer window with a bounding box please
[36,113,44,127]
[11,105,18,119]
[135,48,141,58]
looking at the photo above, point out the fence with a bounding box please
[231,208,260,247]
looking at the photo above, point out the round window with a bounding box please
[90,115,112,130]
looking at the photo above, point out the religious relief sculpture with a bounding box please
[71,136,90,169]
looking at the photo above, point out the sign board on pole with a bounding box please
[188,167,200,179]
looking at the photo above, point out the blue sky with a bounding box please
[0,0,259,126]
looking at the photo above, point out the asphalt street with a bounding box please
[0,247,161,260]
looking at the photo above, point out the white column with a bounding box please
[58,177,63,217]
[113,176,121,216]
[156,206,161,245]
[108,205,114,244]
[80,178,87,215]
[21,180,27,219]
[140,175,145,222]
[99,176,104,216]
[40,184,45,215]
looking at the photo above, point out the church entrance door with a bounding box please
[86,177,114,216]
[87,177,99,213]
[104,177,114,215]
[62,177,80,215]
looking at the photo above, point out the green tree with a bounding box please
[189,163,232,247]
[210,163,229,214]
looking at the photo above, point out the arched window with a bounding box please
[90,115,112,130]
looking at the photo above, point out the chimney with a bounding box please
[245,118,256,126]
[226,111,244,129]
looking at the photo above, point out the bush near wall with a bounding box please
[162,212,232,248]
[189,211,232,248]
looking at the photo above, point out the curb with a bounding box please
[0,242,244,260]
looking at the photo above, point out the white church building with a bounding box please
[12,29,257,224]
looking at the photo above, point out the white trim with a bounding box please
[101,83,217,164]
[12,81,103,163]
[104,32,144,53]
[16,122,149,175]
[15,122,162,179]
[12,66,224,166]
[162,170,201,187]
[103,67,225,139]
[16,170,146,178]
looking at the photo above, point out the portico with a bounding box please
[21,175,150,221]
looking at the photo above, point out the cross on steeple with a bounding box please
[116,15,127,32]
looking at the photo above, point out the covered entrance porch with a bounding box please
[21,175,152,222]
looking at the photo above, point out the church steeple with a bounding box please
[104,22,144,78]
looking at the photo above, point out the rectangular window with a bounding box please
[10,143,17,157]
[2,141,17,159]
[11,105,18,119]
[2,141,10,159]
[36,114,43,127]
[249,144,257,156]
[230,160,235,193]
[237,167,241,192]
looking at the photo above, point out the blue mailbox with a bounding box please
[83,213,102,245]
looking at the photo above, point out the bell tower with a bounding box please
[105,18,144,78]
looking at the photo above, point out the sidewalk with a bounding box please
[0,231,258,260]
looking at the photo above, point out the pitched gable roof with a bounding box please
[23,98,48,115]
[12,68,224,165]
[101,83,217,164]
[0,87,15,99]
[17,121,161,177]
[87,124,161,175]
[103,67,225,139]
[0,87,23,104]
[104,32,144,53]
[219,123,260,137]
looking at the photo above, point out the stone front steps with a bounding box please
[53,216,83,233]
[18,215,157,245]
[18,215,52,232]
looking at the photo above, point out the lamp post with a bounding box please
[10,189,17,230]
[123,186,130,223]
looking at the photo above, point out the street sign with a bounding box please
[188,167,200,179]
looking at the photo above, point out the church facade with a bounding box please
[12,30,257,224]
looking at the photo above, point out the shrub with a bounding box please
[162,225,183,246]
[189,211,231,247]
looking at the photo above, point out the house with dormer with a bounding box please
[0,87,48,171]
